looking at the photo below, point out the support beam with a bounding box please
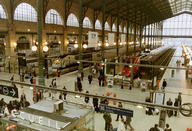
[126,10,130,56]
[101,0,106,61]
[116,0,120,60]
[78,0,83,73]
[133,10,137,55]
[37,0,45,86]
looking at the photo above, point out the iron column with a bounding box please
[78,0,83,73]
[37,0,45,86]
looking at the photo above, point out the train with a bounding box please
[139,46,172,79]
[121,46,172,78]
[52,44,144,70]
[122,57,140,77]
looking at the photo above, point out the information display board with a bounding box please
[99,104,133,117]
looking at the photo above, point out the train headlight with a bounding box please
[74,44,78,48]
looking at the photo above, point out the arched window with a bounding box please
[67,13,79,27]
[0,5,6,19]
[95,19,101,30]
[14,3,37,22]
[123,26,127,33]
[105,22,110,31]
[112,24,116,32]
[83,17,92,28]
[45,9,63,25]
[119,25,122,32]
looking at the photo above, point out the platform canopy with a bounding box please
[73,0,192,26]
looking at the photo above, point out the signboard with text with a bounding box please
[0,84,18,98]
[99,104,133,117]
[88,32,98,47]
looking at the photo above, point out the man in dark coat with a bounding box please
[162,79,167,90]
[149,124,160,131]
[166,98,173,117]
[93,96,99,112]
[84,91,89,103]
[174,98,179,116]
[88,74,93,84]
[103,112,112,131]
[164,124,172,131]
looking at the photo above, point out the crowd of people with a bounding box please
[0,93,30,117]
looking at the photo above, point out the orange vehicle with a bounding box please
[122,57,140,77]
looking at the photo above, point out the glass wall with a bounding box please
[162,13,192,47]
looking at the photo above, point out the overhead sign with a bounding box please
[0,84,18,98]
[99,104,133,117]
[108,33,115,46]
[88,31,98,47]
[121,34,126,42]
[154,92,165,105]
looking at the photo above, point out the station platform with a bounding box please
[0,46,192,131]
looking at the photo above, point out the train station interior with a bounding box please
[0,0,192,131]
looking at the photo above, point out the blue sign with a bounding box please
[99,104,133,117]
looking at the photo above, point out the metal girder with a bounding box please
[64,0,73,26]
[83,0,97,7]
[93,9,100,30]
[43,0,49,24]
[9,0,14,24]
[82,6,88,18]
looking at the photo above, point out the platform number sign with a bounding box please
[0,84,18,98]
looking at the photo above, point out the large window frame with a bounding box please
[0,5,6,19]
[67,13,79,27]
[14,3,37,22]
[45,9,63,25]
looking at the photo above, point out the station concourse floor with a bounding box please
[0,46,192,131]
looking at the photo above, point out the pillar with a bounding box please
[37,0,45,86]
[101,0,106,61]
[78,0,83,73]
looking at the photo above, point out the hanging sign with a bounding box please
[88,32,98,47]
[108,33,115,46]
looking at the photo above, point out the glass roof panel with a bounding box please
[169,0,192,15]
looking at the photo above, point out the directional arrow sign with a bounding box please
[0,84,18,98]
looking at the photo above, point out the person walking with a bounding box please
[117,118,126,131]
[166,98,173,117]
[93,96,99,112]
[162,79,167,90]
[84,91,89,103]
[124,116,134,130]
[116,102,123,121]
[81,72,84,81]
[177,92,182,106]
[30,77,33,84]
[103,112,112,131]
[174,98,179,116]
[149,124,160,131]
[164,124,172,131]
[10,75,14,81]
[63,86,67,100]
[88,74,93,84]
[98,75,102,86]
